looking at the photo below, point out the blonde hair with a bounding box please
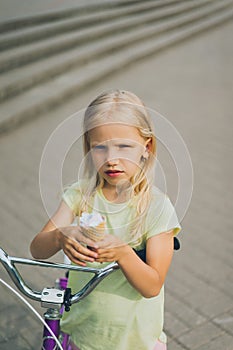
[80,89,156,243]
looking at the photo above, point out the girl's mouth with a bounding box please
[105,170,123,177]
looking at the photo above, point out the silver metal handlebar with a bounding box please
[0,247,119,305]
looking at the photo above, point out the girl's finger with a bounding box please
[70,244,98,261]
[77,243,98,259]
[69,256,87,266]
[61,248,86,266]
[96,251,115,261]
[96,248,111,255]
[78,236,98,248]
[95,256,114,263]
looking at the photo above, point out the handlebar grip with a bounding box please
[133,248,146,262]
[174,237,180,250]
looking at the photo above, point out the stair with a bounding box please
[0,0,232,134]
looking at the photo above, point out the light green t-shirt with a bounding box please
[61,182,181,350]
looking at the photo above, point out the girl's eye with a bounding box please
[118,144,132,149]
[93,145,106,151]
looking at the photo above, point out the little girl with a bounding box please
[30,89,181,350]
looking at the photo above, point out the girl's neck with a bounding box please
[102,183,132,203]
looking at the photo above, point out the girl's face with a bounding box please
[89,124,151,192]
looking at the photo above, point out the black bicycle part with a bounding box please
[64,288,72,312]
[134,237,180,263]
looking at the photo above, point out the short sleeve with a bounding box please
[62,182,83,215]
[146,191,181,240]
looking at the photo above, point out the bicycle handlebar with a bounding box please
[0,247,119,306]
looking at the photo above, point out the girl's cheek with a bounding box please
[92,155,105,170]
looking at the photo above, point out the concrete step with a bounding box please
[0,0,213,73]
[0,0,183,50]
[1,3,232,134]
[0,0,151,32]
[0,0,228,103]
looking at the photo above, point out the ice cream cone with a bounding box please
[80,212,106,241]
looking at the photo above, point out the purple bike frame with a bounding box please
[42,315,71,350]
[42,276,71,350]
[42,315,61,350]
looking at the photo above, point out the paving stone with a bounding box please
[178,322,223,349]
[0,303,34,340]
[165,310,190,338]
[166,272,192,299]
[0,337,31,350]
[18,314,43,348]
[213,311,233,336]
[167,339,188,350]
[195,332,233,350]
[165,291,207,329]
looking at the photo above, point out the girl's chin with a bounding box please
[104,178,133,190]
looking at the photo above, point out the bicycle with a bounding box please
[0,246,119,350]
[0,238,180,349]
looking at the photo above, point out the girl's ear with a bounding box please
[142,138,152,159]
[145,138,152,152]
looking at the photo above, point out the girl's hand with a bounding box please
[94,234,131,263]
[58,226,99,266]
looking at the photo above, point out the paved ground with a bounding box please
[0,18,233,350]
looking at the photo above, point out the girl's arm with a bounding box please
[95,230,174,298]
[30,201,98,266]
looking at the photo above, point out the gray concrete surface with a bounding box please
[0,18,233,350]
[0,0,113,21]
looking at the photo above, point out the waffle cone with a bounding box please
[82,222,106,242]
[80,212,106,241]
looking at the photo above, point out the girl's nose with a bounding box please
[106,148,119,165]
[106,157,119,166]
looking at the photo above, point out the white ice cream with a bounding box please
[80,212,105,228]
